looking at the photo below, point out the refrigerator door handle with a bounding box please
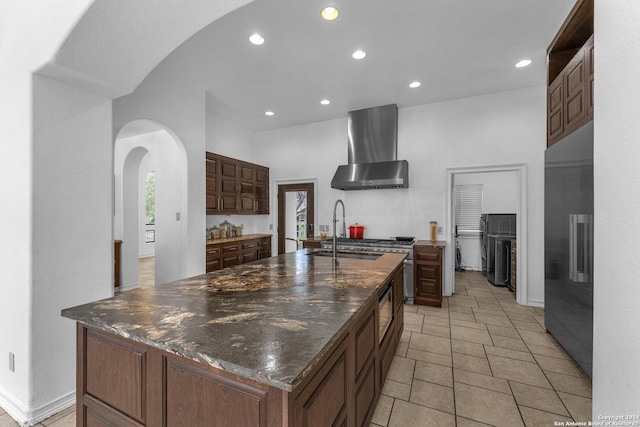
[504,244,510,283]
[569,214,593,283]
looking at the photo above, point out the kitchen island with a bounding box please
[62,249,405,427]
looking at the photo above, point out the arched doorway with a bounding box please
[114,120,188,289]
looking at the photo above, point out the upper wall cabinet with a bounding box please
[547,0,594,147]
[206,152,269,215]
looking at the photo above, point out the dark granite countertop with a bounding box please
[414,240,446,248]
[206,233,272,245]
[62,249,405,392]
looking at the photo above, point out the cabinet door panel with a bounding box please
[242,251,257,263]
[206,259,222,272]
[295,339,348,427]
[165,358,266,427]
[85,331,146,423]
[354,359,376,427]
[413,246,443,307]
[354,310,375,379]
[564,51,586,130]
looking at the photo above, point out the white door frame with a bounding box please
[445,163,528,305]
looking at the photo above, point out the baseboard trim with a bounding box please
[28,391,75,426]
[119,282,140,292]
[0,387,75,427]
[526,298,544,308]
[0,386,30,426]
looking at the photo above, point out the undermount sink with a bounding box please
[309,251,382,261]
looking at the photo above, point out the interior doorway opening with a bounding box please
[114,120,188,290]
[446,164,528,305]
[277,183,315,254]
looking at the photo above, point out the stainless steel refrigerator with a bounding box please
[544,121,594,378]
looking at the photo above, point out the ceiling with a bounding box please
[150,0,577,132]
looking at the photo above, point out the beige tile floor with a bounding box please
[1,271,591,426]
[138,255,155,288]
[372,271,592,427]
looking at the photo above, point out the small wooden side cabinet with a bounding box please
[413,242,445,307]
[114,240,122,289]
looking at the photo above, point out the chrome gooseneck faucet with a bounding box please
[332,199,346,259]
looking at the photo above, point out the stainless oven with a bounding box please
[378,283,393,343]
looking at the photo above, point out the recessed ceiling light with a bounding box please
[409,81,421,88]
[515,59,532,68]
[320,99,331,105]
[265,111,274,116]
[321,6,339,21]
[249,34,265,45]
[352,50,367,60]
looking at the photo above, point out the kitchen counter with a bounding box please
[206,232,272,245]
[62,249,405,392]
[414,239,446,248]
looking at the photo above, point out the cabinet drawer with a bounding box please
[222,243,240,254]
[414,247,442,263]
[205,246,221,261]
[242,240,258,250]
[258,238,271,248]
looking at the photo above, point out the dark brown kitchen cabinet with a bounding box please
[205,245,222,272]
[413,243,444,307]
[547,0,593,147]
[293,336,348,427]
[255,165,269,214]
[205,153,218,215]
[219,157,239,213]
[221,242,241,269]
[77,325,282,427]
[206,235,272,273]
[257,236,272,259]
[205,151,269,215]
[76,265,403,427]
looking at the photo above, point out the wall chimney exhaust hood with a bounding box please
[331,104,408,190]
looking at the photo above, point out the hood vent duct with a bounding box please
[331,104,409,190]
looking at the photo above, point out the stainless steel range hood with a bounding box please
[331,104,408,190]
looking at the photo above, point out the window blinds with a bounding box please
[455,184,483,234]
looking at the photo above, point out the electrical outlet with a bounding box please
[9,352,15,372]
[438,226,443,234]
[269,224,273,230]
[176,212,181,221]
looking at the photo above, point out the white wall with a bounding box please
[0,1,95,417]
[0,1,252,423]
[31,74,114,418]
[205,112,267,234]
[113,73,206,282]
[255,86,546,305]
[454,171,518,270]
[3,0,640,421]
[593,1,640,416]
